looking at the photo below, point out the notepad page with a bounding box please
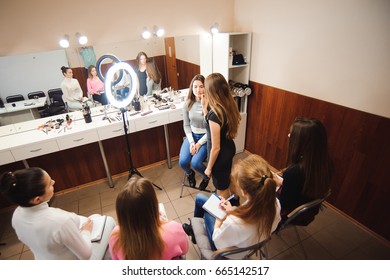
[202,195,226,220]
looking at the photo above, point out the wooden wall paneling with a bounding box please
[167,121,186,157]
[245,81,390,240]
[71,67,88,96]
[176,59,200,90]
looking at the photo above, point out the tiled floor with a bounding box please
[1,152,389,260]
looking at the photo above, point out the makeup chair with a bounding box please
[6,94,24,103]
[191,217,270,260]
[275,189,331,259]
[44,88,67,116]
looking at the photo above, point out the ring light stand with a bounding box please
[102,60,161,190]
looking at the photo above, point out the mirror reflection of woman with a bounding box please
[135,52,148,96]
[60,66,84,110]
[146,58,162,96]
[87,65,108,105]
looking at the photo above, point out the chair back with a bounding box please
[6,94,25,103]
[213,238,270,260]
[191,217,269,260]
[27,91,46,99]
[277,189,331,232]
[47,88,65,106]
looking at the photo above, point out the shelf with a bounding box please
[229,64,249,69]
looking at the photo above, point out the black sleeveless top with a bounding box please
[136,69,147,96]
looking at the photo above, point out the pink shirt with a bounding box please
[109,221,188,260]
[87,76,104,94]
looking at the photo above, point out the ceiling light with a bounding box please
[154,26,165,37]
[141,27,151,39]
[59,35,70,48]
[76,32,88,45]
[210,23,219,34]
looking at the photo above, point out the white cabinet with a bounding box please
[12,140,59,161]
[213,32,251,153]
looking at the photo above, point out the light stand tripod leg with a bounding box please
[121,108,162,190]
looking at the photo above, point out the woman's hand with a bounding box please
[205,167,212,178]
[80,219,93,232]
[200,93,208,115]
[190,142,196,155]
[219,198,233,212]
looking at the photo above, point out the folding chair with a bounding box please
[275,189,331,259]
[191,217,269,260]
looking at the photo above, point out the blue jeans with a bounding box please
[179,133,207,179]
[194,193,217,251]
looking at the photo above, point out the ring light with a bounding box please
[104,62,138,108]
[96,54,123,85]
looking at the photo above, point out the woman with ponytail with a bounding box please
[0,168,115,260]
[183,154,281,250]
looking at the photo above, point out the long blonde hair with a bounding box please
[205,73,240,140]
[113,177,164,259]
[229,154,278,240]
[146,58,161,84]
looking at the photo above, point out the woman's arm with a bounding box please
[205,120,221,177]
[182,106,194,143]
[59,219,92,260]
[87,79,94,94]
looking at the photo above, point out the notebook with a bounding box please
[202,194,227,220]
[79,215,107,242]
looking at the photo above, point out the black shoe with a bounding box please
[198,178,209,191]
[187,170,196,188]
[230,196,240,207]
[182,222,196,244]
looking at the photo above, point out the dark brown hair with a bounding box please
[287,118,333,199]
[146,58,161,84]
[87,65,96,79]
[60,66,71,75]
[136,52,148,66]
[0,168,46,207]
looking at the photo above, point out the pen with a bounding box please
[226,194,235,202]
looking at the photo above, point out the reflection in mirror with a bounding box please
[105,62,138,109]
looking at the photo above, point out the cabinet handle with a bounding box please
[148,120,158,124]
[30,148,42,152]
[73,138,84,142]
[112,129,122,132]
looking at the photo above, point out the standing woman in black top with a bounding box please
[135,52,148,96]
[274,118,333,221]
[201,73,241,199]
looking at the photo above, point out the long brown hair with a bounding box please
[87,65,95,80]
[287,118,333,199]
[186,74,205,110]
[205,73,240,140]
[146,58,161,84]
[229,154,278,240]
[112,177,164,259]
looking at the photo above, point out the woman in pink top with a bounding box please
[109,177,188,260]
[87,65,108,105]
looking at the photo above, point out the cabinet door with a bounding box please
[234,113,247,153]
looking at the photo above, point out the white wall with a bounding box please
[233,0,390,118]
[175,35,200,65]
[0,50,67,100]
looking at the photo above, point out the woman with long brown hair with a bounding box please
[201,73,241,199]
[184,154,281,250]
[274,118,333,220]
[109,177,188,259]
[145,58,162,96]
[178,74,209,190]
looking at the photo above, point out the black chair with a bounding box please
[6,94,24,103]
[42,88,67,116]
[275,189,331,259]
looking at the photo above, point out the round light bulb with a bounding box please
[142,30,151,39]
[155,28,165,37]
[59,38,69,48]
[78,35,88,45]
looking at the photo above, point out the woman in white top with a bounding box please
[183,154,281,251]
[60,66,84,110]
[0,167,115,260]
